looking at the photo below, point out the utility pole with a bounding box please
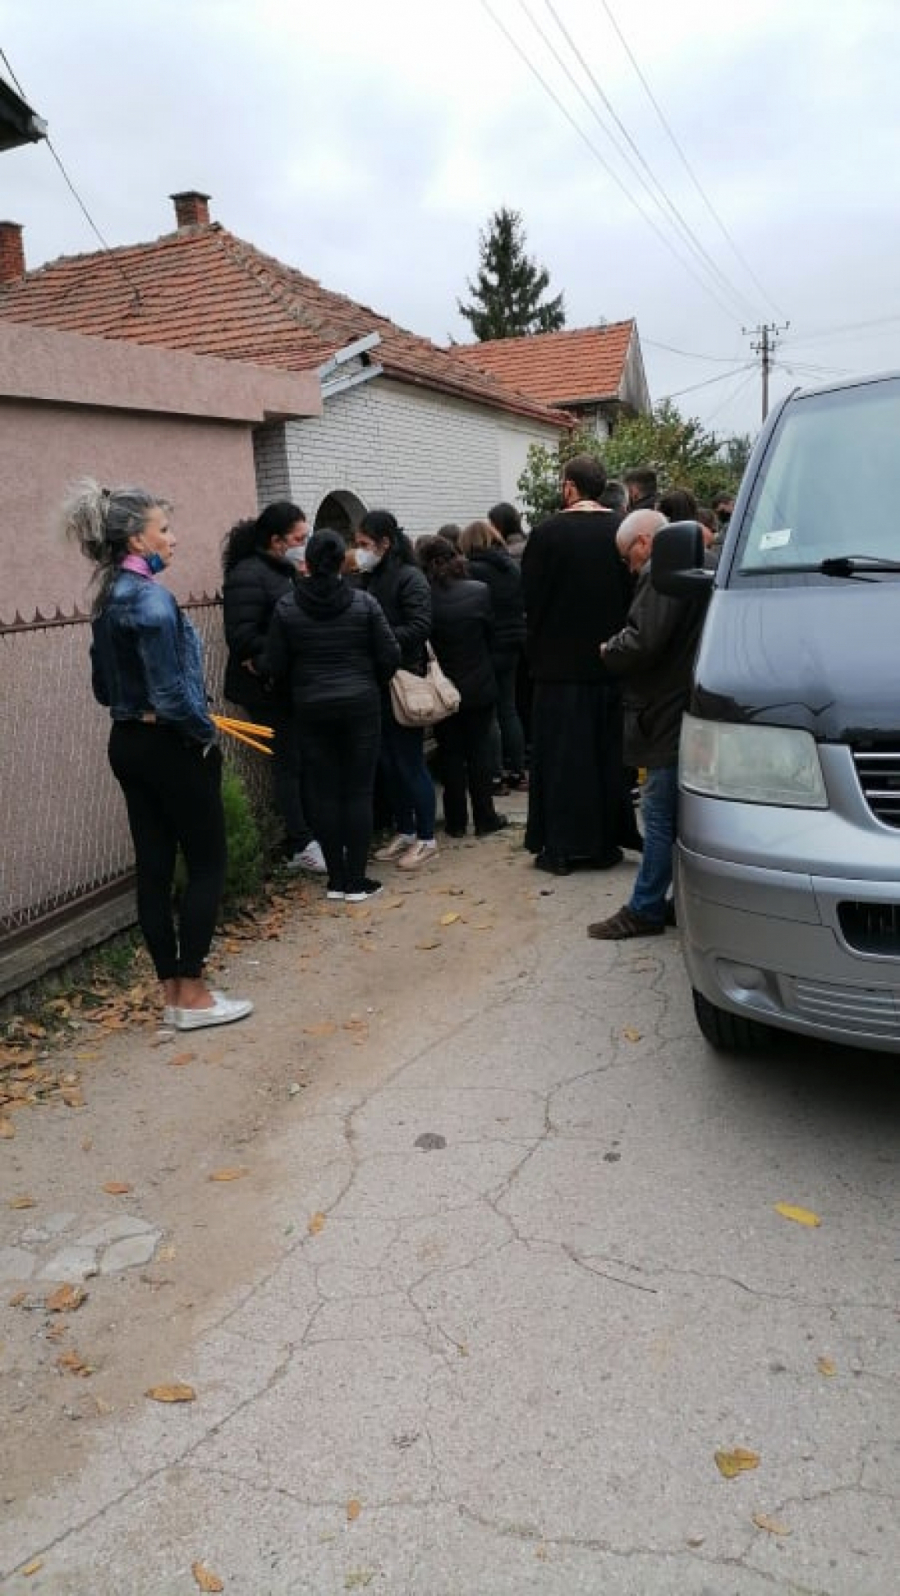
[743,322,790,423]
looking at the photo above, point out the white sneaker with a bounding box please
[396,840,438,871]
[374,832,417,862]
[162,989,226,1026]
[288,840,327,874]
[174,994,254,1031]
[345,878,383,903]
[326,888,345,901]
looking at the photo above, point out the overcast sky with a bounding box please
[2,0,898,443]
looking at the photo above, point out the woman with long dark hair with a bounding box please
[354,509,438,871]
[222,502,325,874]
[64,479,252,1031]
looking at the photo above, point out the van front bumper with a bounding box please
[676,843,900,1053]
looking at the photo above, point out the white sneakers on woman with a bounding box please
[396,840,438,871]
[374,832,416,862]
[162,992,254,1030]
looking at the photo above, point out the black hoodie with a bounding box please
[465,545,526,658]
[262,579,400,720]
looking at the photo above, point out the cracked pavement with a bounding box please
[1,827,899,1594]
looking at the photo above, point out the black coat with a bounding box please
[262,579,400,720]
[428,578,496,709]
[602,562,706,766]
[222,550,296,710]
[362,553,431,672]
[521,507,632,683]
[465,546,526,659]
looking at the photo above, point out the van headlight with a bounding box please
[680,714,828,807]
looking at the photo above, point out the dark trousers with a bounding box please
[435,704,497,833]
[488,651,528,778]
[231,699,312,851]
[378,704,436,840]
[108,722,226,980]
[299,713,381,892]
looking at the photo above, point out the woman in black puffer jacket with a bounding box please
[417,536,508,840]
[222,503,324,873]
[263,530,400,902]
[459,519,528,791]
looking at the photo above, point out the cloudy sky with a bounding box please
[2,0,897,442]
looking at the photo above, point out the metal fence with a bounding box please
[0,597,266,954]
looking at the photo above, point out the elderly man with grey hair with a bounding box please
[588,508,706,938]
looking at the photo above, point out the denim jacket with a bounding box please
[90,570,215,744]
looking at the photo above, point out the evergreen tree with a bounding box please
[458,207,565,340]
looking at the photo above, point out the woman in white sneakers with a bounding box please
[355,510,438,872]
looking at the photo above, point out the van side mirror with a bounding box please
[651,521,715,598]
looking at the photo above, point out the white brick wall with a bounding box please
[253,377,563,532]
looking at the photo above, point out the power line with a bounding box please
[525,0,756,322]
[479,0,744,326]
[705,366,759,424]
[643,337,747,364]
[784,312,900,348]
[661,362,757,400]
[598,0,787,322]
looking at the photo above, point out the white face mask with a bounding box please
[283,544,307,567]
[354,547,378,573]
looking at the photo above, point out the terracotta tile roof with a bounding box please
[450,322,636,408]
[0,224,570,428]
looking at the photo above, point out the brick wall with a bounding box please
[253,377,562,531]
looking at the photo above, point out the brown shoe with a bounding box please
[587,904,665,940]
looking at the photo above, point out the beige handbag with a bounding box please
[389,643,461,727]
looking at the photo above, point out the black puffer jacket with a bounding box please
[602,562,706,766]
[222,550,295,709]
[263,577,400,720]
[362,552,431,673]
[428,578,496,709]
[465,546,526,659]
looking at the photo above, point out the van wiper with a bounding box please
[742,553,900,577]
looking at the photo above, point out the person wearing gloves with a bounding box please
[64,479,252,1031]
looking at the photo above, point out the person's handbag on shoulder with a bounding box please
[389,643,460,727]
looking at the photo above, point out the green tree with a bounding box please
[458,207,565,340]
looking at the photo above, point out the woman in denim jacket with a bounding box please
[65,480,252,1032]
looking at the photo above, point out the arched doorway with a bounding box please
[313,489,367,540]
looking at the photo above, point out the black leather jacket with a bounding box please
[263,579,400,720]
[362,553,431,673]
[602,561,706,766]
[222,550,295,709]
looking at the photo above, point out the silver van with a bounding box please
[654,370,900,1053]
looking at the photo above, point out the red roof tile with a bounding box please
[0,224,570,428]
[451,322,636,407]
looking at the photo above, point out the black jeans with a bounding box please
[108,722,226,980]
[299,712,381,892]
[434,704,497,833]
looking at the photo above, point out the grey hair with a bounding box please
[62,478,168,610]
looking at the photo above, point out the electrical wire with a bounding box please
[643,337,747,364]
[783,312,900,348]
[660,362,757,400]
[598,0,787,322]
[704,366,759,423]
[479,0,744,326]
[532,0,758,323]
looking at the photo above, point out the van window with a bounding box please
[736,376,900,573]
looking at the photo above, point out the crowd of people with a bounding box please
[64,463,726,1031]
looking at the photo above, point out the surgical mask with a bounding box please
[284,544,307,567]
[354,547,378,573]
[146,552,165,575]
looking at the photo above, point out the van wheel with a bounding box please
[692,989,772,1052]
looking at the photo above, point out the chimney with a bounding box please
[170,191,211,229]
[0,222,25,284]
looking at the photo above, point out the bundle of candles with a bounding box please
[211,714,274,756]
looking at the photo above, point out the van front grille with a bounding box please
[851,746,900,829]
[838,901,900,956]
[788,976,900,1038]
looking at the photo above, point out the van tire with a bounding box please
[692,989,772,1052]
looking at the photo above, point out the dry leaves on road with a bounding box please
[45,1284,87,1314]
[208,1168,248,1183]
[307,1211,326,1235]
[304,1021,337,1037]
[714,1446,760,1478]
[622,1027,642,1042]
[102,1181,132,1195]
[753,1512,791,1536]
[56,1348,93,1377]
[438,912,461,926]
[145,1382,196,1403]
[192,1562,224,1592]
[415,939,441,951]
[346,1498,362,1522]
[169,1052,195,1068]
[774,1202,821,1227]
[9,1195,37,1209]
[20,1558,43,1577]
[817,1356,837,1377]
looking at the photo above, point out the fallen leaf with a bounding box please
[753,1513,791,1537]
[714,1446,760,1478]
[381,897,405,910]
[622,1027,642,1042]
[9,1290,27,1307]
[191,1563,224,1592]
[45,1284,87,1313]
[774,1202,821,1228]
[307,1211,326,1235]
[415,939,441,951]
[817,1356,837,1377]
[471,922,495,931]
[60,1086,85,1108]
[347,1498,362,1521]
[145,1382,196,1403]
[344,1574,374,1591]
[56,1348,93,1376]
[0,1119,15,1139]
[169,1052,195,1068]
[304,1022,336,1037]
[439,912,461,926]
[208,1168,248,1183]
[157,1244,177,1262]
[9,1195,37,1209]
[102,1182,132,1195]
[21,1559,43,1577]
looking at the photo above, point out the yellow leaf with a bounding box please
[714,1446,760,1478]
[753,1512,791,1537]
[9,1195,37,1209]
[60,1086,85,1108]
[307,1211,326,1235]
[0,1119,15,1139]
[439,912,461,926]
[56,1348,92,1376]
[191,1563,224,1592]
[304,1021,336,1037]
[102,1181,132,1195]
[9,1290,27,1307]
[45,1283,87,1313]
[208,1167,248,1183]
[774,1202,821,1228]
[622,1027,642,1042]
[817,1356,837,1377]
[169,1051,195,1068]
[347,1498,362,1521]
[145,1382,196,1403]
[21,1559,43,1577]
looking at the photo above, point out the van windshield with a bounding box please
[736,376,900,576]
